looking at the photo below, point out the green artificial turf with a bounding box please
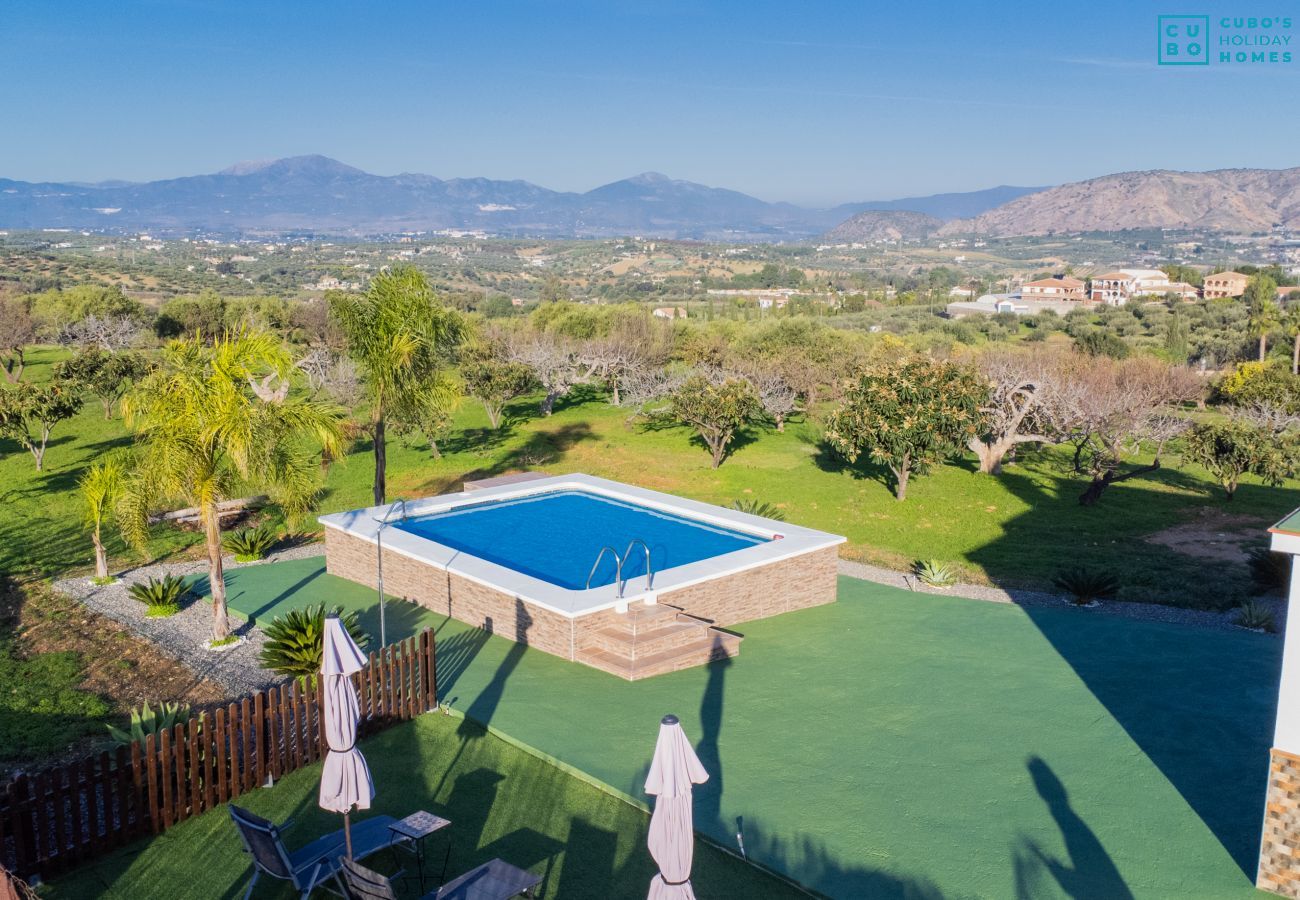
[45,712,794,900]
[179,559,1280,898]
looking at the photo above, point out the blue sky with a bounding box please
[3,0,1297,205]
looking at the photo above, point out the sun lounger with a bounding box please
[229,804,398,899]
[339,856,542,900]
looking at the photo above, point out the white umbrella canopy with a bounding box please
[645,714,709,900]
[319,616,374,857]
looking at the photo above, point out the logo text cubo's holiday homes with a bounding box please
[1159,14,1293,65]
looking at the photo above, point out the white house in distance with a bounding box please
[1021,275,1087,301]
[652,306,687,319]
[1086,268,1199,305]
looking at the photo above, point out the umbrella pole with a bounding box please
[344,810,353,859]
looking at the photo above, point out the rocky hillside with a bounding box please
[821,209,942,242]
[937,167,1300,236]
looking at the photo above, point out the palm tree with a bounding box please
[1248,297,1282,362]
[329,267,463,505]
[1285,304,1300,375]
[79,458,123,581]
[119,330,344,642]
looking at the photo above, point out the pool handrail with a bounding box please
[621,538,654,593]
[585,546,624,594]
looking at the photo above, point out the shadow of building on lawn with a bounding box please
[965,458,1286,879]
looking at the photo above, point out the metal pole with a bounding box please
[376,525,386,648]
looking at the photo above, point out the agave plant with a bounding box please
[729,498,786,521]
[106,700,193,748]
[913,559,957,588]
[1236,598,1277,633]
[127,574,189,617]
[1248,547,1290,594]
[260,604,368,679]
[224,525,278,563]
[1052,568,1120,606]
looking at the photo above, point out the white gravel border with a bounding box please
[837,559,1284,634]
[52,542,326,697]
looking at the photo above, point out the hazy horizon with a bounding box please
[4,1,1299,205]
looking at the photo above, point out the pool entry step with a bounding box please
[575,600,742,680]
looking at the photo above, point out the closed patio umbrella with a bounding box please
[645,714,709,900]
[319,615,374,858]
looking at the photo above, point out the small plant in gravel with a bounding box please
[1052,568,1120,606]
[260,604,367,679]
[127,574,189,618]
[913,559,957,588]
[1235,598,1277,633]
[223,525,278,563]
[207,634,240,650]
[1248,547,1290,594]
[90,575,117,586]
[729,498,786,521]
[106,700,192,748]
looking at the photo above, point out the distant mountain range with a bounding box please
[936,167,1300,236]
[0,155,1041,241]
[4,156,1293,241]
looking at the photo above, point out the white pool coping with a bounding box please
[318,473,846,619]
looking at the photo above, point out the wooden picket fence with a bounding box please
[0,629,437,882]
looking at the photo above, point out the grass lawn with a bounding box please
[45,712,794,900]
[174,559,1280,899]
[5,348,1298,609]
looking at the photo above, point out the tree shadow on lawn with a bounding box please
[0,513,89,578]
[810,438,898,494]
[967,464,1285,879]
[635,417,762,467]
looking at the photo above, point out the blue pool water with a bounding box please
[394,489,767,589]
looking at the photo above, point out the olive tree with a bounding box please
[54,348,152,419]
[0,297,37,383]
[461,344,535,428]
[825,357,985,500]
[663,372,761,468]
[0,381,84,471]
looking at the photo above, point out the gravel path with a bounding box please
[52,543,326,697]
[837,558,1283,635]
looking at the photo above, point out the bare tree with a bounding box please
[738,367,798,432]
[0,297,37,383]
[618,365,686,410]
[967,347,1069,474]
[579,315,673,406]
[57,314,145,352]
[297,347,363,407]
[1060,355,1202,505]
[506,331,595,415]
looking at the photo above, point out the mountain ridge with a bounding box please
[0,155,1039,241]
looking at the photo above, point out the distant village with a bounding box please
[945,268,1298,319]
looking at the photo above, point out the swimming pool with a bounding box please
[320,474,844,679]
[393,489,767,590]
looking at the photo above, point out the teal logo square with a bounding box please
[1159,15,1210,64]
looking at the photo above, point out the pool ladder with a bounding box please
[585,539,654,598]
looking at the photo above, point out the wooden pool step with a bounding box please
[574,601,742,681]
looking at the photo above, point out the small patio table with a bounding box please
[389,810,452,892]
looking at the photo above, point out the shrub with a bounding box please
[106,700,193,748]
[260,604,368,679]
[1235,598,1277,633]
[224,525,278,562]
[1052,568,1120,605]
[913,559,957,587]
[1248,547,1291,593]
[729,498,786,521]
[127,575,189,617]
